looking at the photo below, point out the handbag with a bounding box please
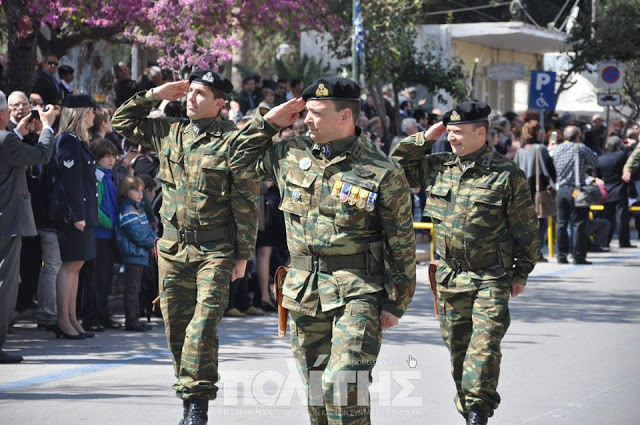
[534,145,557,218]
[573,144,603,208]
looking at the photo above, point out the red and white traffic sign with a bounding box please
[597,61,624,89]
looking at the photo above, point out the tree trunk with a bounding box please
[231,29,254,90]
[392,81,403,136]
[3,0,38,94]
[368,81,391,143]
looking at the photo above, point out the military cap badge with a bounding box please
[203,72,215,83]
[315,83,330,97]
[450,111,461,122]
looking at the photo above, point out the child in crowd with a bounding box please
[116,176,157,332]
[86,139,121,330]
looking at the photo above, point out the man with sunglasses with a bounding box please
[33,54,63,106]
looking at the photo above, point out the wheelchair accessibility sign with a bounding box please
[529,71,556,110]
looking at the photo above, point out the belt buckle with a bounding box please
[312,256,320,272]
[177,229,186,243]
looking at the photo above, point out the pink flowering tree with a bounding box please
[1,0,339,93]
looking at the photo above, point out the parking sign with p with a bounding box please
[529,71,556,110]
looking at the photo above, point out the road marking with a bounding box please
[0,353,166,393]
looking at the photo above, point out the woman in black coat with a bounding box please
[50,95,97,339]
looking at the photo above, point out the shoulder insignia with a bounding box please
[63,160,74,169]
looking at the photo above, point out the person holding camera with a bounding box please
[0,90,57,363]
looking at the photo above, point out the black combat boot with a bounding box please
[185,398,209,425]
[467,408,488,425]
[178,399,189,425]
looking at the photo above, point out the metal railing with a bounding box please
[418,205,640,261]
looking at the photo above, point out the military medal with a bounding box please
[339,184,351,203]
[331,181,342,198]
[357,189,369,209]
[321,143,333,159]
[292,189,301,202]
[299,157,312,171]
[348,186,360,205]
[365,192,378,212]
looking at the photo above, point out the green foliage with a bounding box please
[321,0,468,99]
[274,54,329,86]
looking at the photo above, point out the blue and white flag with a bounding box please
[353,0,365,85]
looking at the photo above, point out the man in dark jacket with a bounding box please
[598,136,635,247]
[114,63,144,107]
[0,91,56,363]
[32,54,63,106]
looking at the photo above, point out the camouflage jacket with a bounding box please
[391,133,539,293]
[229,112,416,318]
[111,90,259,262]
[623,143,640,174]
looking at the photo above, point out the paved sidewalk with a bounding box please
[1,244,639,424]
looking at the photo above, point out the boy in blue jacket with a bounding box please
[116,176,157,332]
[85,139,121,331]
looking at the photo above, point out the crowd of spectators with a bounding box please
[1,53,639,362]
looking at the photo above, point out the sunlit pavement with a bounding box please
[1,242,639,424]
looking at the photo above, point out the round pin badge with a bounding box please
[299,157,312,170]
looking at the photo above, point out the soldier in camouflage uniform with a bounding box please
[111,70,259,425]
[390,102,539,425]
[229,77,416,425]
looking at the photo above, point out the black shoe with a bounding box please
[185,398,208,425]
[573,258,592,265]
[178,400,190,425]
[125,322,148,332]
[0,350,24,364]
[538,253,548,263]
[467,409,488,425]
[260,300,277,313]
[557,257,569,264]
[619,244,637,248]
[52,324,84,340]
[80,331,95,339]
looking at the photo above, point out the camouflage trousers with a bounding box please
[158,254,233,401]
[289,293,382,425]
[437,285,511,418]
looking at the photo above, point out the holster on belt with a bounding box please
[428,260,439,317]
[273,266,289,338]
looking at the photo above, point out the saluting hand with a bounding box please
[152,80,190,101]
[264,98,306,127]
[424,121,446,142]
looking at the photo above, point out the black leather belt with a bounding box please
[163,226,230,244]
[443,252,499,272]
[290,253,368,273]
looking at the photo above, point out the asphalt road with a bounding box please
[2,243,639,425]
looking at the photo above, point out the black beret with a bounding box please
[63,94,96,109]
[442,102,491,126]
[189,69,233,96]
[302,77,360,101]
